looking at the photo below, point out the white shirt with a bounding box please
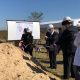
[73,32,80,66]
[51,30,55,35]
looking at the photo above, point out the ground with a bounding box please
[33,46,75,80]
[0,30,75,80]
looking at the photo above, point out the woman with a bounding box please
[73,27,80,80]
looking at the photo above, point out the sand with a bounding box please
[0,43,51,80]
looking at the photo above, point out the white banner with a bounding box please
[7,21,40,40]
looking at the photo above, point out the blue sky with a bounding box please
[0,0,80,29]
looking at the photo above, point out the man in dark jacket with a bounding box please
[59,16,78,79]
[21,28,33,56]
[45,24,59,69]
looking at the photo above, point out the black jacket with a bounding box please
[21,33,33,45]
[59,26,78,55]
[47,31,59,51]
[45,31,51,46]
[47,32,59,45]
[46,30,51,38]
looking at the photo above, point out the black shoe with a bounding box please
[50,66,56,69]
[63,76,69,79]
[71,75,75,78]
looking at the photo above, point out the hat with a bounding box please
[24,28,28,33]
[77,21,80,26]
[49,24,54,29]
[62,16,72,25]
[63,16,72,21]
[27,28,32,32]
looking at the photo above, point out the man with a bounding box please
[21,28,33,56]
[59,16,78,79]
[73,25,80,80]
[45,24,58,69]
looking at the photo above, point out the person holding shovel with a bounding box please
[21,28,33,56]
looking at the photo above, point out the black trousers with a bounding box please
[49,50,57,69]
[63,52,75,79]
[24,44,33,56]
[74,65,80,80]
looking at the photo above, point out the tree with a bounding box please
[27,11,43,22]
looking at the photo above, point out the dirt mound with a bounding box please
[0,43,51,80]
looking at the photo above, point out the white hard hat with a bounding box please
[63,16,72,21]
[77,23,80,27]
[27,28,32,32]
[49,24,54,29]
[62,16,72,25]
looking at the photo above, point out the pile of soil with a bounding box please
[0,43,60,80]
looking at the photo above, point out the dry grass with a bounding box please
[0,29,75,80]
[33,47,75,80]
[0,30,7,40]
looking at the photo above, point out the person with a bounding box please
[45,24,58,69]
[57,28,62,53]
[21,28,33,56]
[73,26,80,80]
[19,28,29,50]
[59,16,78,79]
[45,28,51,49]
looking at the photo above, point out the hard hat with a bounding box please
[77,23,80,27]
[27,28,32,32]
[62,16,72,25]
[49,24,54,29]
[24,28,28,32]
[63,16,72,21]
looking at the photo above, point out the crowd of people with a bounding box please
[19,16,80,80]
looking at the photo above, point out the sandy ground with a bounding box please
[0,43,60,80]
